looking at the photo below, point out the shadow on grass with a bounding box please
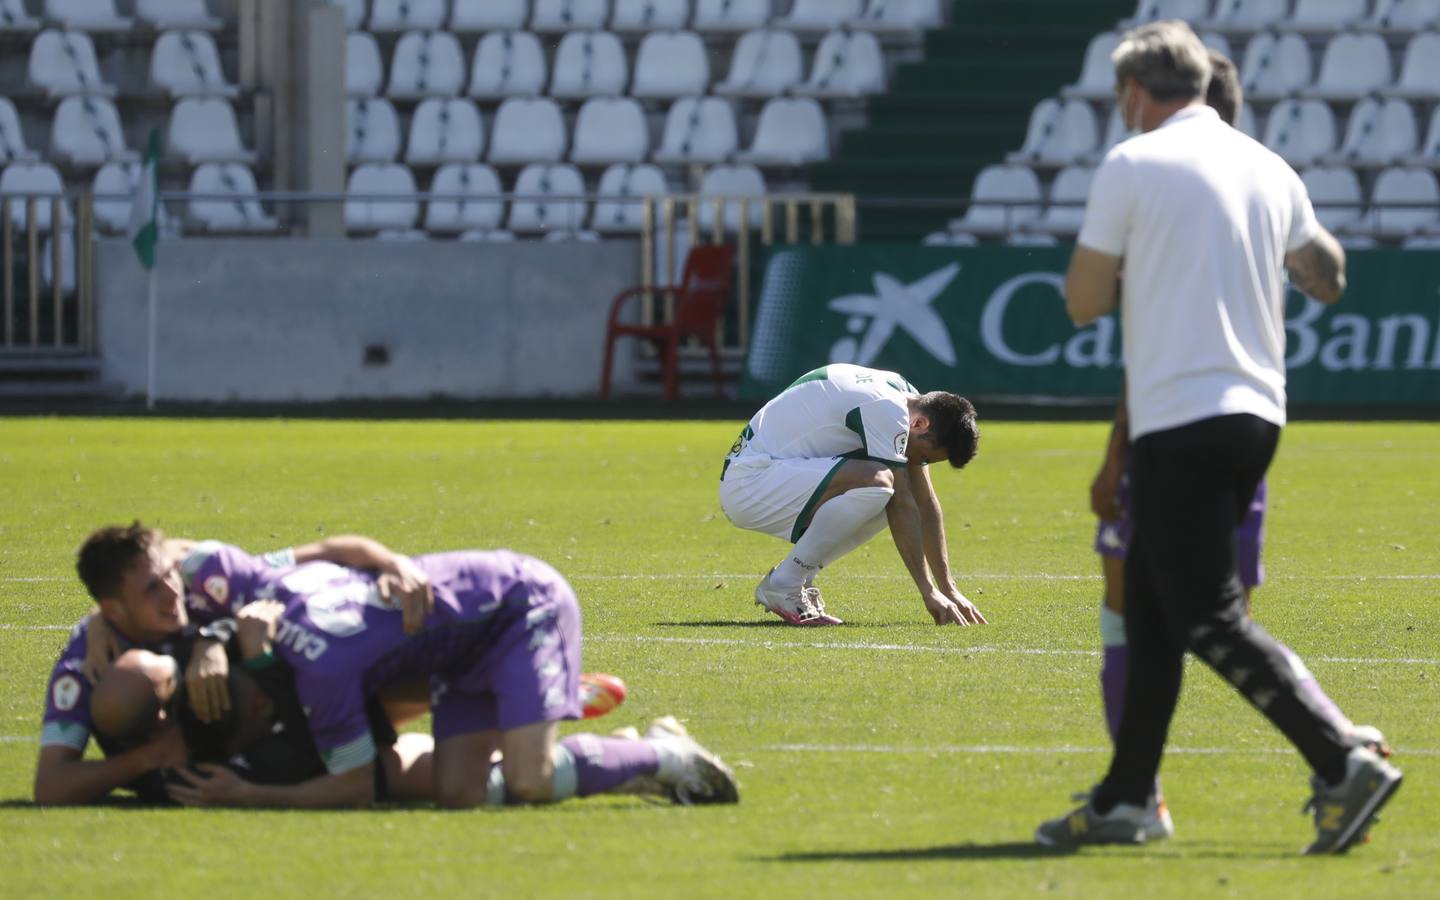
[769,842,1076,863]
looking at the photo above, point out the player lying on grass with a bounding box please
[719,363,987,627]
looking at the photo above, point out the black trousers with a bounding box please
[1094,413,1350,809]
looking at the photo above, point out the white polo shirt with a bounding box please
[1077,104,1321,439]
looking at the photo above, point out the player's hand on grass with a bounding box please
[1090,460,1125,521]
[81,613,120,685]
[186,638,231,723]
[376,555,433,635]
[924,589,986,626]
[168,763,251,807]
[236,599,284,660]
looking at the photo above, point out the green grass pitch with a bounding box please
[1,417,1436,898]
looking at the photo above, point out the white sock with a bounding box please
[773,486,893,589]
[807,512,889,584]
[1100,605,1126,647]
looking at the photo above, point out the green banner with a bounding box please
[741,246,1440,406]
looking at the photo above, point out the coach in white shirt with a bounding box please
[1034,21,1401,854]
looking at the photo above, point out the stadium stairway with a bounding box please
[0,354,116,403]
[811,0,1134,242]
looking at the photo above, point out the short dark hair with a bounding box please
[1205,49,1242,127]
[76,522,162,601]
[915,392,980,469]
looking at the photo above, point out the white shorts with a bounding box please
[719,455,846,543]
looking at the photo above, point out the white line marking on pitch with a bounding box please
[8,573,1440,584]
[759,743,1440,757]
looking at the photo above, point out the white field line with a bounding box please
[759,743,1440,758]
[8,573,1440,584]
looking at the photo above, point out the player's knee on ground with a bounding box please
[501,752,556,804]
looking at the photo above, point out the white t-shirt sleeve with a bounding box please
[849,398,910,466]
[1285,168,1323,253]
[1076,153,1134,256]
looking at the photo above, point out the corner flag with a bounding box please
[129,129,160,270]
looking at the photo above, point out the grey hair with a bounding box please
[1111,20,1211,102]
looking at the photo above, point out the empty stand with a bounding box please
[947,165,1042,236]
[0,0,40,31]
[451,0,529,32]
[489,97,568,163]
[347,31,384,96]
[632,31,710,98]
[44,0,131,32]
[849,0,944,34]
[388,30,465,99]
[1368,167,1440,236]
[1028,165,1094,237]
[52,96,135,165]
[693,0,772,33]
[188,163,279,232]
[329,0,367,30]
[1239,32,1312,101]
[28,30,114,98]
[508,163,588,232]
[736,97,830,166]
[612,0,692,32]
[1063,32,1123,100]
[0,98,39,163]
[1122,0,1213,27]
[793,30,886,98]
[571,97,650,165]
[653,97,739,163]
[1357,0,1440,31]
[776,0,865,32]
[550,30,629,99]
[697,164,767,231]
[151,31,238,98]
[715,29,804,98]
[1199,0,1289,33]
[168,98,255,164]
[1327,98,1417,167]
[1261,99,1337,167]
[1277,0,1370,34]
[592,163,669,233]
[532,0,610,33]
[424,163,505,234]
[1405,108,1440,168]
[1006,99,1097,168]
[1,161,72,231]
[1301,165,1365,232]
[406,98,485,164]
[1301,33,1394,100]
[346,163,420,231]
[91,161,138,233]
[369,0,447,32]
[1383,31,1440,99]
[347,96,402,162]
[468,31,548,98]
[138,0,223,30]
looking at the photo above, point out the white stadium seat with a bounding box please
[612,0,691,32]
[451,0,528,31]
[1326,99,1416,167]
[41,229,76,295]
[1301,33,1393,101]
[388,31,465,99]
[329,0,366,29]
[1028,166,1094,237]
[735,97,829,166]
[550,31,629,100]
[459,228,517,242]
[369,0,446,32]
[346,97,401,162]
[1357,0,1440,31]
[532,0,610,33]
[28,30,114,98]
[849,0,944,34]
[922,230,979,246]
[1404,108,1440,168]
[488,97,567,164]
[792,30,886,98]
[1368,167,1440,237]
[1,162,72,231]
[346,163,419,232]
[1122,0,1212,27]
[44,0,131,31]
[947,165,1042,235]
[592,163,669,233]
[151,31,238,98]
[1006,99,1096,168]
[425,163,504,234]
[715,29,804,98]
[1062,32,1122,100]
[0,99,39,163]
[188,163,279,232]
[1382,32,1440,100]
[1261,99,1336,167]
[1276,0,1369,33]
[468,31,547,99]
[653,96,738,163]
[138,0,223,30]
[0,0,41,31]
[571,97,650,165]
[168,98,256,164]
[92,161,139,232]
[508,163,588,233]
[1090,107,1135,162]
[1300,166,1365,232]
[776,0,864,32]
[543,228,602,242]
[1007,232,1058,246]
[697,163,767,232]
[347,31,384,96]
[693,0,771,33]
[1198,0,1289,32]
[52,96,136,165]
[1199,30,1232,60]
[406,98,485,165]
[632,31,710,99]
[1239,32,1312,101]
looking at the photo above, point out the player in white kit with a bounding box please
[719,364,987,627]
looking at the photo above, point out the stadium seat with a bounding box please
[946,165,1042,235]
[1276,0,1369,33]
[347,31,384,96]
[571,97,650,165]
[1198,30,1232,60]
[40,229,75,295]
[387,31,465,99]
[1007,231,1058,246]
[792,30,886,98]
[138,0,223,30]
[406,98,485,164]
[508,163,588,233]
[1062,32,1123,100]
[0,0,40,31]
[28,30,114,98]
[1198,0,1289,32]
[167,98,256,165]
[1382,32,1440,100]
[188,163,279,232]
[592,163,669,233]
[424,162,504,234]
[52,96,136,165]
[369,0,446,32]
[451,0,528,31]
[0,99,38,164]
[848,0,944,34]
[612,0,691,31]
[632,32,710,99]
[1,162,71,231]
[1239,32,1312,102]
[329,0,366,29]
[44,0,131,31]
[1261,99,1336,167]
[468,31,548,99]
[697,164,767,231]
[550,31,629,100]
[1089,107,1134,162]
[1326,98,1416,167]
[1367,167,1440,237]
[1301,33,1393,101]
[488,97,568,164]
[1403,108,1440,168]
[1402,234,1440,248]
[1300,166,1365,232]
[1121,0,1213,27]
[346,96,401,162]
[693,0,771,33]
[1357,0,1440,31]
[542,228,602,242]
[91,161,139,232]
[1236,102,1257,137]
[345,163,419,232]
[1028,165,1094,237]
[151,31,238,98]
[776,0,864,32]
[372,227,430,241]
[459,228,517,241]
[922,230,979,246]
[714,29,804,99]
[653,96,738,163]
[735,97,829,166]
[1006,99,1097,168]
[532,0,609,33]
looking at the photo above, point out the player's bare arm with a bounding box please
[168,761,374,809]
[185,637,231,723]
[33,728,187,806]
[1092,385,1129,522]
[293,535,434,633]
[908,460,987,624]
[1064,245,1123,325]
[1285,229,1347,304]
[887,468,979,626]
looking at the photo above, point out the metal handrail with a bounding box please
[0,194,91,353]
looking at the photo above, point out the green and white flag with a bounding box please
[128,128,160,270]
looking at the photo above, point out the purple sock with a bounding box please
[560,734,660,797]
[1101,644,1128,743]
[1277,643,1353,733]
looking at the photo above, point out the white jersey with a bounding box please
[727,364,918,471]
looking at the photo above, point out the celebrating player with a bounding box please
[719,363,986,627]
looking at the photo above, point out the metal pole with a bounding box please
[2,198,12,348]
[145,268,158,410]
[51,197,64,346]
[80,194,93,352]
[737,199,751,355]
[27,199,39,347]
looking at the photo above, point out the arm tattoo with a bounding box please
[1287,240,1345,302]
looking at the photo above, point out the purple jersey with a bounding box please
[179,540,294,623]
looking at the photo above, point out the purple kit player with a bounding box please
[163,550,740,809]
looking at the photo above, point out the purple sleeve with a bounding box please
[179,541,286,622]
[293,672,375,775]
[40,626,94,751]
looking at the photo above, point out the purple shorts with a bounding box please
[1095,470,1267,590]
[430,559,583,741]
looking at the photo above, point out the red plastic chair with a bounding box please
[600,244,734,401]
